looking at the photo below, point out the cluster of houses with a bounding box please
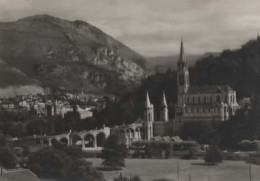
[0,92,117,119]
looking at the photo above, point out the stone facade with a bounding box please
[175,40,240,122]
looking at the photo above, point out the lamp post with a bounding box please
[177,161,179,179]
[249,164,252,181]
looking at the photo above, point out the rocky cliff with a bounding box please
[0,15,147,95]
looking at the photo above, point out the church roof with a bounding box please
[187,85,234,94]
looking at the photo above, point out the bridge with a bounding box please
[31,121,144,150]
[38,127,110,151]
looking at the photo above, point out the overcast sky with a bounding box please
[0,0,260,57]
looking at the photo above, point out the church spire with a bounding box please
[144,91,154,140]
[145,91,151,108]
[177,38,190,94]
[178,38,187,66]
[161,91,167,107]
[160,91,169,122]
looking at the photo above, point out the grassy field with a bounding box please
[88,158,260,181]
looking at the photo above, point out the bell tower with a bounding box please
[160,92,169,122]
[144,91,154,140]
[175,39,190,120]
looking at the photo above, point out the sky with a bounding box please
[0,0,260,57]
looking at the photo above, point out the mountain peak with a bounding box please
[0,14,147,95]
[18,14,62,23]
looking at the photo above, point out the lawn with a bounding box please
[88,158,260,181]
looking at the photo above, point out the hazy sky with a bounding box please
[0,0,260,57]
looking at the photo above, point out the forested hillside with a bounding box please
[190,37,260,99]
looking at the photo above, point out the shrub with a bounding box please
[67,159,104,181]
[133,140,199,158]
[132,149,144,158]
[205,145,223,164]
[114,173,142,181]
[83,151,101,158]
[181,146,198,160]
[22,146,30,157]
[63,146,83,159]
[101,135,128,169]
[0,147,17,169]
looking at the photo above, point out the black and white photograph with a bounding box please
[0,0,260,181]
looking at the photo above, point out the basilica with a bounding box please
[142,40,240,140]
[175,40,240,122]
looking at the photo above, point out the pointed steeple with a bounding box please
[178,38,187,66]
[161,91,167,107]
[160,91,169,122]
[144,91,154,140]
[177,38,190,94]
[145,91,151,108]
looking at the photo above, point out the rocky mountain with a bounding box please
[0,15,147,95]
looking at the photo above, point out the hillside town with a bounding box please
[0,92,117,117]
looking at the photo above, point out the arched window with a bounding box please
[193,96,195,104]
[204,96,206,103]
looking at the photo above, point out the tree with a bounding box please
[27,146,104,181]
[101,135,128,169]
[180,122,215,144]
[0,133,9,147]
[204,145,223,165]
[27,147,72,179]
[26,116,49,135]
[0,147,17,169]
[218,97,260,150]
[63,146,83,159]
[67,159,104,181]
[144,142,163,158]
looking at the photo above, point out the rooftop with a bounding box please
[187,85,234,94]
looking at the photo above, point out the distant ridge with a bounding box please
[146,54,202,72]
